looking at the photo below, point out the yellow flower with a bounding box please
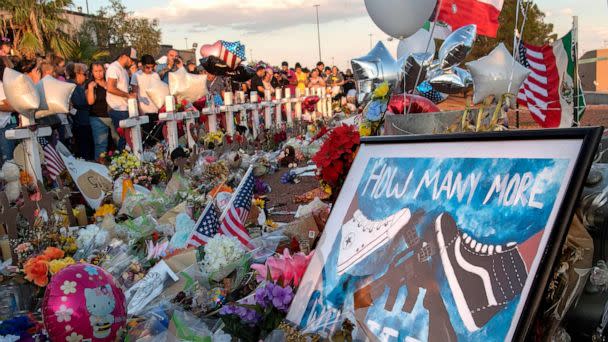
[359,122,372,137]
[322,183,333,195]
[49,257,75,275]
[253,198,265,209]
[264,219,278,229]
[94,204,117,218]
[373,82,390,99]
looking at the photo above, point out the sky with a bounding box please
[71,0,608,70]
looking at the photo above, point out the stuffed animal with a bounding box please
[279,145,297,168]
[0,162,21,203]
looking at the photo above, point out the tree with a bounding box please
[468,0,557,61]
[0,0,75,58]
[70,28,109,64]
[82,0,161,57]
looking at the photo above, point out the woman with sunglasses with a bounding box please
[130,54,163,147]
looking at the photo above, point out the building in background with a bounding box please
[580,49,608,92]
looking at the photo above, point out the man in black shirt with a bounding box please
[250,66,266,98]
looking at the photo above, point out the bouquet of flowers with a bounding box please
[312,124,360,196]
[105,150,166,188]
[23,247,75,287]
[202,235,247,282]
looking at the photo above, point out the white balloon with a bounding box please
[2,68,40,115]
[466,43,531,104]
[169,67,207,102]
[35,75,76,118]
[397,28,436,59]
[365,0,437,39]
[145,77,170,109]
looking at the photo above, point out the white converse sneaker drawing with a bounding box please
[337,208,411,276]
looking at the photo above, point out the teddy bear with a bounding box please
[0,161,21,203]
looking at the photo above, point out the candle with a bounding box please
[165,95,175,112]
[0,237,11,262]
[275,88,282,99]
[127,98,138,117]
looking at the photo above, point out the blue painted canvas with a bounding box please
[292,155,573,342]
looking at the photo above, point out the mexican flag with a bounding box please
[433,0,505,38]
[517,31,586,128]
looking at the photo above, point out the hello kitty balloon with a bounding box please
[42,263,127,342]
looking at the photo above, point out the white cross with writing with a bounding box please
[119,98,149,160]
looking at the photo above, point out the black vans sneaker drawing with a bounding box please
[434,213,528,332]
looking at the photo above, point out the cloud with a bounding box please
[136,0,367,34]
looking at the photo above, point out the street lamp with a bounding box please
[314,4,322,62]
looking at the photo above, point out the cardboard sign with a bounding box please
[56,142,112,209]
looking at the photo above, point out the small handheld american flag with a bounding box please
[219,166,255,250]
[187,200,220,248]
[38,137,66,180]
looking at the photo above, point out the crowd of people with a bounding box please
[0,37,357,167]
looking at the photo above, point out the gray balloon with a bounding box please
[429,70,466,94]
[351,41,401,98]
[438,24,477,69]
[401,52,434,92]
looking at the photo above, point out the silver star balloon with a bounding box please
[466,43,531,104]
[438,24,477,70]
[351,41,401,101]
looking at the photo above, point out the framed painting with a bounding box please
[287,128,602,342]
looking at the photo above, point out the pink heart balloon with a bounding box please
[199,40,222,58]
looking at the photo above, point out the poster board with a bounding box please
[287,128,602,341]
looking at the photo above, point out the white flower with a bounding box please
[65,332,83,342]
[56,304,73,323]
[60,280,77,295]
[76,225,109,249]
[202,235,246,278]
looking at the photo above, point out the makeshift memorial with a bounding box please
[351,42,400,103]
[288,128,602,341]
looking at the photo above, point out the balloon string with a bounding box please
[507,0,530,95]
[406,0,445,115]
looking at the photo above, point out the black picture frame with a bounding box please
[362,128,603,341]
[287,127,603,341]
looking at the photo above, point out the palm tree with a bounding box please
[0,0,75,58]
[70,33,109,64]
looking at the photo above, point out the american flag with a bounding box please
[38,137,66,180]
[516,32,585,128]
[219,41,246,69]
[187,201,220,247]
[219,166,254,249]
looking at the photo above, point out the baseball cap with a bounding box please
[120,47,138,61]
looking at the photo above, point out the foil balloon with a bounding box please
[364,0,437,39]
[466,43,530,104]
[351,41,400,101]
[42,263,126,342]
[145,77,170,109]
[199,41,222,59]
[416,81,448,104]
[438,24,477,70]
[397,28,436,59]
[454,66,473,88]
[388,93,441,114]
[2,68,40,115]
[169,67,207,102]
[429,70,467,94]
[36,75,77,118]
[401,52,434,92]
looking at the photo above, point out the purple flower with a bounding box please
[220,304,261,326]
[219,304,238,315]
[270,285,294,312]
[254,285,271,308]
[254,178,270,195]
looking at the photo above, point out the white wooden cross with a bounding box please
[283,88,293,126]
[5,113,51,182]
[236,91,248,127]
[223,92,239,136]
[293,88,302,121]
[182,109,200,149]
[159,95,183,153]
[263,90,273,129]
[200,94,220,133]
[326,89,333,118]
[274,88,283,128]
[119,98,149,160]
[248,92,261,139]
